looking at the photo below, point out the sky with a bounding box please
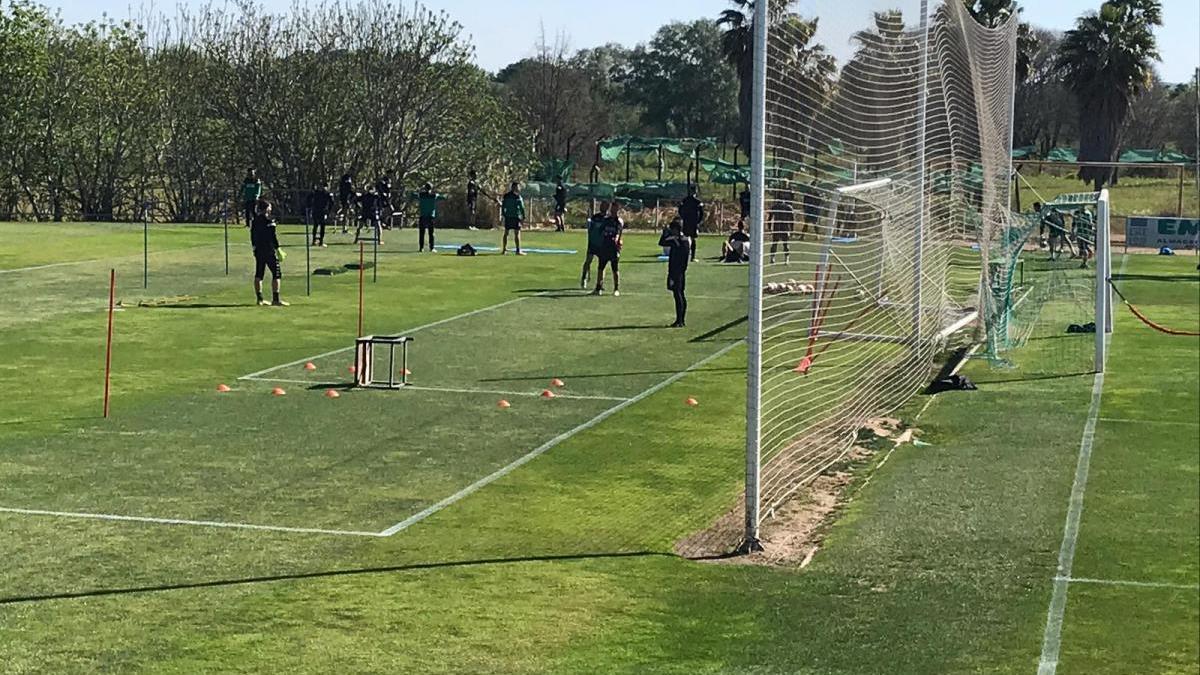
[47,0,1200,83]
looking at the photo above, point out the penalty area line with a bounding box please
[378,339,745,537]
[239,378,632,402]
[0,506,384,538]
[238,296,531,380]
[1057,576,1199,591]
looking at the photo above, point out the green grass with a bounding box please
[1013,171,1200,222]
[0,222,1196,673]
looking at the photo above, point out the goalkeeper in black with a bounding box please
[678,185,704,262]
[250,200,288,306]
[307,184,335,247]
[659,217,691,327]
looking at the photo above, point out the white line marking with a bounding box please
[1098,417,1198,427]
[1037,368,1106,675]
[378,340,745,536]
[238,296,530,380]
[1037,254,1126,675]
[1057,576,1199,591]
[406,385,631,402]
[0,242,222,275]
[0,506,384,538]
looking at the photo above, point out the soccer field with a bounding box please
[0,222,1196,673]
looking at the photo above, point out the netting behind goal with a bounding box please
[745,0,1017,538]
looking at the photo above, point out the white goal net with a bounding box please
[744,0,1018,546]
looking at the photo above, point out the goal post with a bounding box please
[744,0,1018,549]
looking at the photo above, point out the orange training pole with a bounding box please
[358,242,365,338]
[103,268,116,418]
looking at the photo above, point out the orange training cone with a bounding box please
[325,389,340,399]
[498,399,512,409]
[401,368,412,376]
[272,387,287,396]
[216,384,232,393]
[551,378,565,388]
[305,362,317,371]
[348,365,357,374]
[686,397,699,407]
[541,389,556,399]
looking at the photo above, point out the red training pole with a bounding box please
[103,268,116,418]
[358,242,365,338]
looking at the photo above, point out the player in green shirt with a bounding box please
[414,182,447,252]
[501,182,526,255]
[1073,207,1095,269]
[240,169,262,228]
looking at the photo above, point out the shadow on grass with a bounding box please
[0,551,673,606]
[689,315,748,343]
[140,303,252,309]
[971,370,1095,385]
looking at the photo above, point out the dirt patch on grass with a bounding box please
[676,418,916,567]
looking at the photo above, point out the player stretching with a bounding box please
[501,182,526,255]
[337,173,355,233]
[659,217,691,327]
[416,182,446,252]
[580,203,608,288]
[356,189,382,245]
[240,169,262,228]
[592,202,623,297]
[678,185,704,262]
[308,183,334,247]
[250,200,288,306]
[553,178,567,232]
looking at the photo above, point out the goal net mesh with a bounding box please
[754,0,1016,517]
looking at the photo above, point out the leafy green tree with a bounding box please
[1057,0,1161,190]
[625,20,738,140]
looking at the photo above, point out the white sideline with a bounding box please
[238,296,530,380]
[1057,576,1200,591]
[1037,254,1126,675]
[0,506,384,538]
[377,339,744,536]
[0,259,105,274]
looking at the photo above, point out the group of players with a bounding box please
[237,166,826,326]
[1034,201,1096,268]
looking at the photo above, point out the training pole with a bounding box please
[358,242,365,337]
[373,234,378,283]
[142,207,149,289]
[304,212,312,296]
[103,269,116,419]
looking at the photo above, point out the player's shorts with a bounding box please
[339,195,352,210]
[554,202,566,215]
[598,245,619,262]
[311,210,328,225]
[682,223,700,238]
[254,253,281,279]
[467,197,477,212]
[419,215,435,229]
[667,273,686,292]
[504,217,521,231]
[770,228,792,241]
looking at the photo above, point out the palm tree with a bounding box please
[962,0,1036,82]
[1057,0,1161,190]
[717,0,759,155]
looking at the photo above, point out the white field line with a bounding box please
[1037,368,1106,675]
[405,385,630,402]
[1098,417,1198,427]
[1037,254,1127,675]
[238,296,530,380]
[378,339,744,536]
[0,242,223,276]
[1057,576,1200,591]
[0,506,384,538]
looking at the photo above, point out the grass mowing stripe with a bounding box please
[241,379,634,402]
[1058,577,1200,591]
[238,296,532,380]
[378,339,745,537]
[1037,254,1127,675]
[1097,417,1199,427]
[0,506,385,538]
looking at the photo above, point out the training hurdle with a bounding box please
[355,335,412,389]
